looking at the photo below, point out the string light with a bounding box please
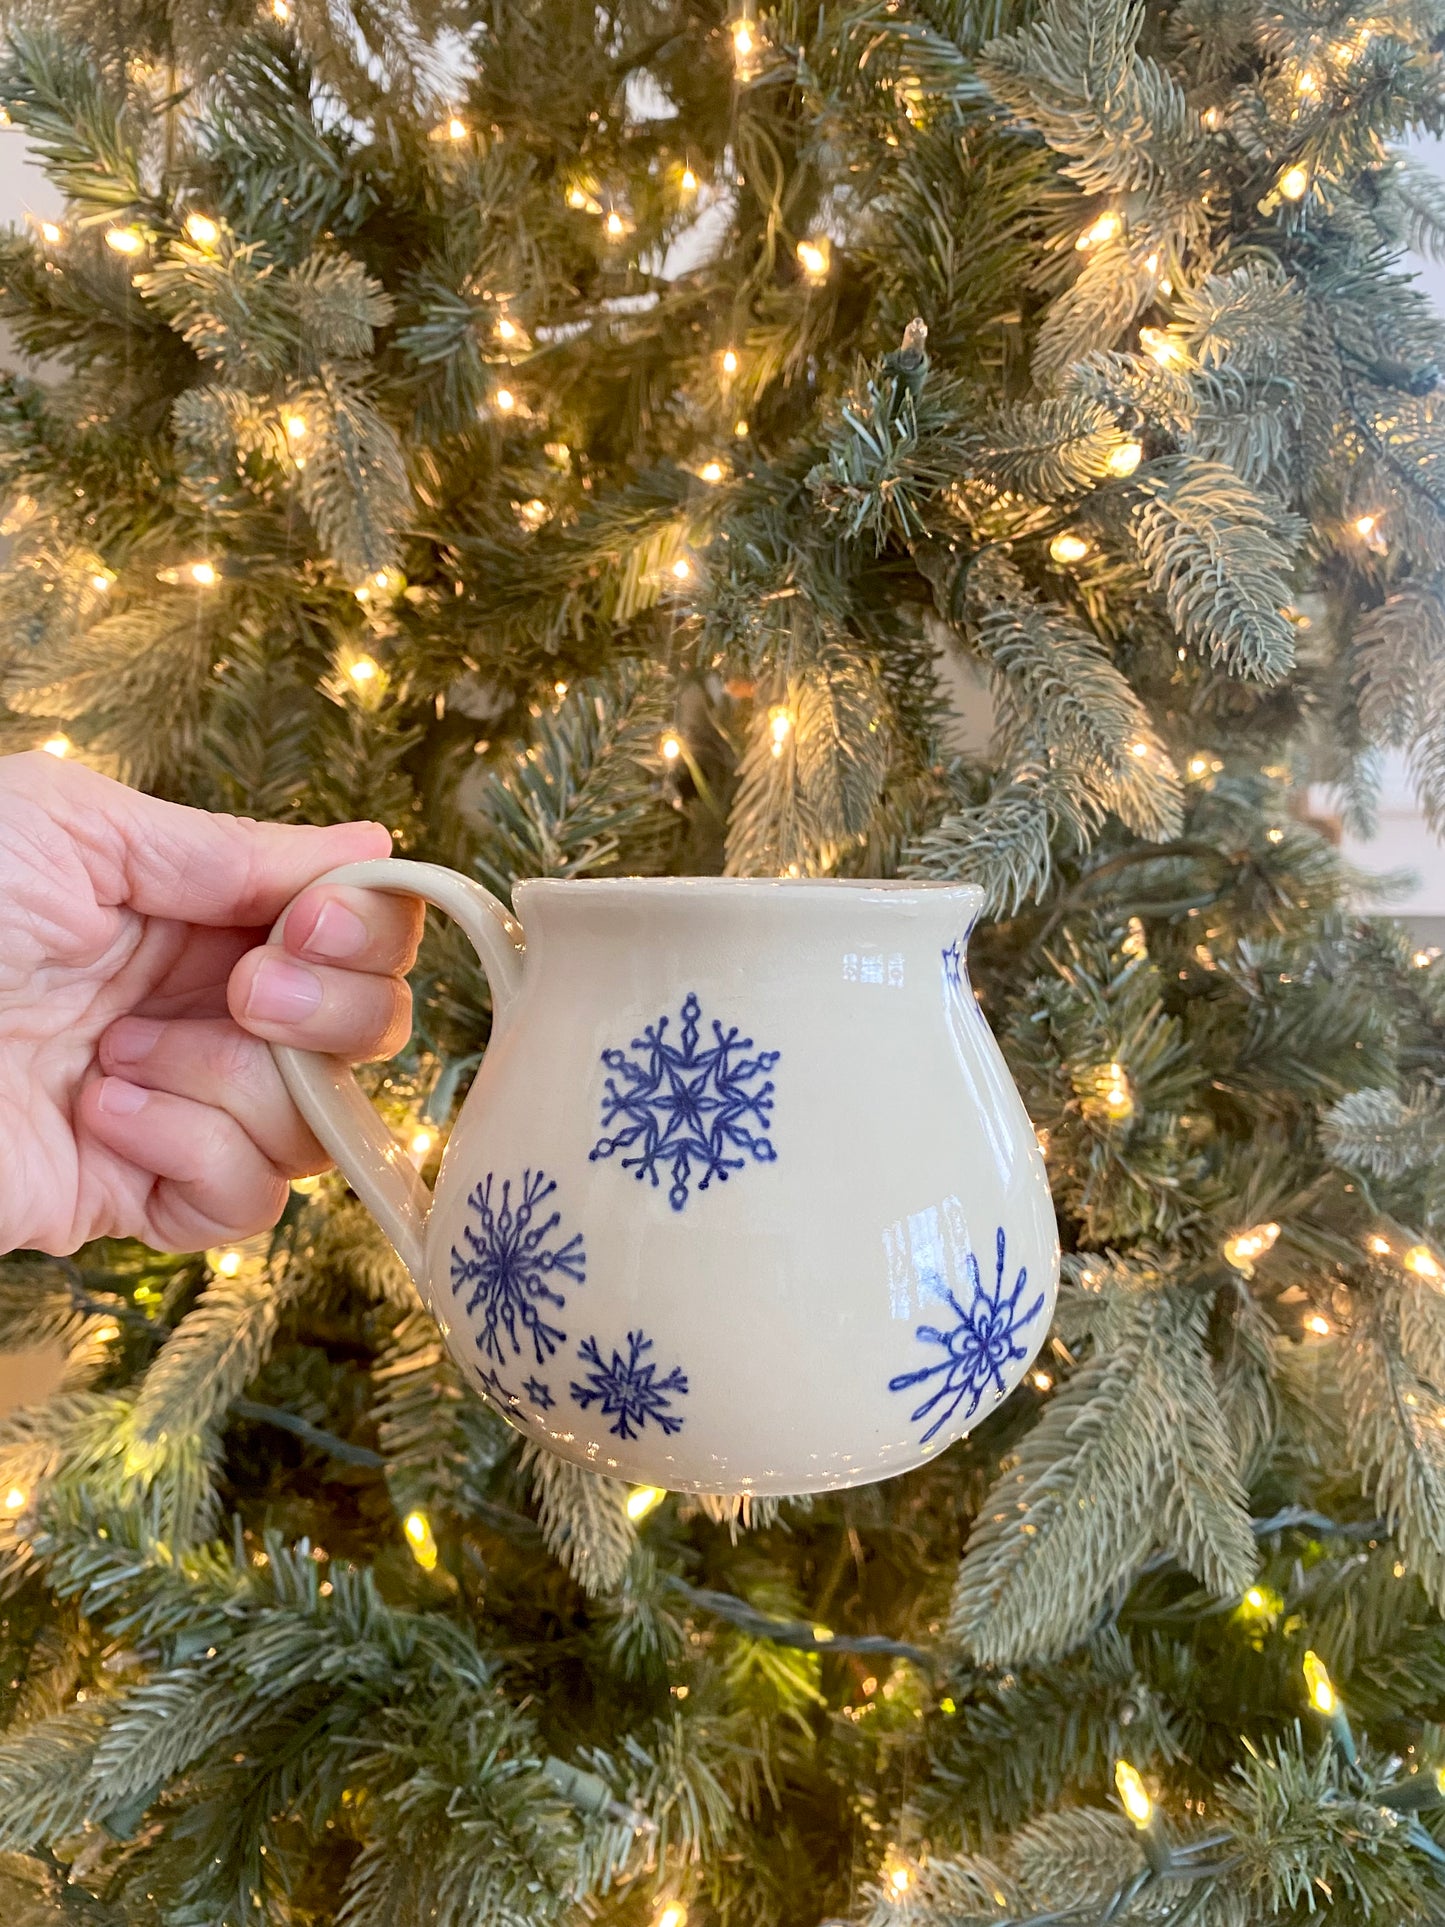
[403,1510,439,1571]
[1076,211,1121,251]
[732,18,756,65]
[1049,531,1090,564]
[671,557,692,581]
[1278,164,1310,200]
[1267,826,1284,843]
[446,116,468,140]
[1296,69,1318,95]
[271,0,291,18]
[1366,1233,1392,1256]
[797,236,831,280]
[721,348,739,376]
[655,1905,687,1927]
[734,419,749,438]
[1114,1759,1153,1827]
[681,167,698,193]
[93,1323,120,1343]
[1202,105,1222,129]
[189,560,218,586]
[1353,512,1380,539]
[567,186,590,210]
[1139,326,1184,367]
[4,1488,25,1511]
[39,221,63,245]
[553,680,569,699]
[769,706,793,756]
[185,212,220,247]
[515,498,550,530]
[1223,1222,1281,1272]
[40,733,71,758]
[284,413,307,441]
[626,1485,667,1521]
[1304,1312,1331,1336]
[104,225,144,255]
[91,570,113,592]
[888,1866,912,1895]
[348,655,379,685]
[495,315,519,343]
[1121,917,1148,959]
[494,387,516,413]
[1303,1649,1336,1715]
[1030,1370,1053,1391]
[409,1128,435,1159]
[1107,440,1143,478]
[699,460,726,484]
[215,1249,243,1277]
[1083,1061,1134,1122]
[1404,1245,1444,1283]
[661,733,682,762]
[1412,947,1440,968]
[605,210,628,239]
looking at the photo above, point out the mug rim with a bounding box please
[513,875,985,898]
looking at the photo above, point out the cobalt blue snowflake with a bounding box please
[476,1363,524,1419]
[888,1226,1045,1443]
[589,991,780,1211]
[523,1376,555,1410]
[941,940,963,989]
[449,1169,585,1367]
[570,1329,689,1439]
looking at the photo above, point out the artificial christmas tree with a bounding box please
[4,0,1445,1920]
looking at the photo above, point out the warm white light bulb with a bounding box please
[495,315,517,341]
[216,1248,243,1277]
[699,460,726,484]
[39,221,63,245]
[409,1127,435,1159]
[721,348,739,375]
[1114,1759,1153,1827]
[1107,441,1143,478]
[1049,531,1089,564]
[681,167,698,193]
[185,212,220,246]
[671,558,691,581]
[1278,164,1309,201]
[605,210,626,239]
[494,388,516,413]
[348,656,379,685]
[661,734,682,761]
[284,413,307,441]
[732,18,755,62]
[626,1484,667,1520]
[4,1487,25,1511]
[189,560,218,586]
[1075,210,1122,251]
[447,116,467,141]
[40,733,72,758]
[796,236,831,280]
[105,225,144,255]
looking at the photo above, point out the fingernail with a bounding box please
[301,899,369,961]
[98,1077,148,1116]
[105,1016,164,1065]
[245,958,324,1024]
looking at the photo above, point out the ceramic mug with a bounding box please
[268,864,1060,1494]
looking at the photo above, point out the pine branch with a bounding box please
[522,1442,637,1597]
[1132,457,1300,683]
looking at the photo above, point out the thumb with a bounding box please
[50,758,394,928]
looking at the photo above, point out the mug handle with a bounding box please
[266,857,526,1286]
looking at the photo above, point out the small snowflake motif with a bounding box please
[888,1226,1045,1444]
[476,1363,524,1418]
[941,940,963,989]
[570,1329,689,1439]
[449,1169,585,1366]
[523,1376,555,1410]
[589,991,780,1211]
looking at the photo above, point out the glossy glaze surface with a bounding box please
[411,876,1060,1493]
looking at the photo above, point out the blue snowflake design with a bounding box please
[570,1329,689,1439]
[476,1363,524,1419]
[941,940,963,989]
[589,991,780,1211]
[888,1226,1045,1444]
[449,1169,586,1367]
[524,1376,554,1410]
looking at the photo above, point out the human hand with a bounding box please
[0,752,423,1256]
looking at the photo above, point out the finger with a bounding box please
[25,751,393,927]
[280,881,425,977]
[79,1077,289,1251]
[99,1015,329,1174]
[227,946,412,1057]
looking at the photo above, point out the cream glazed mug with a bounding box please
[268,865,1060,1495]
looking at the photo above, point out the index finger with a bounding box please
[280,881,425,974]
